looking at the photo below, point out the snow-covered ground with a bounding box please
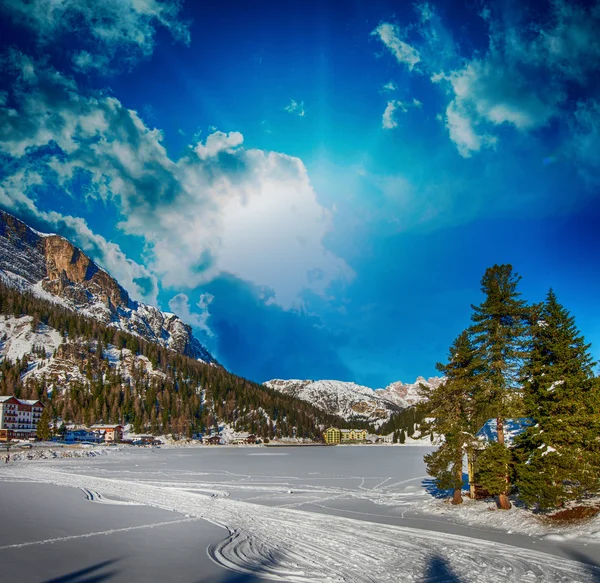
[1,446,599,582]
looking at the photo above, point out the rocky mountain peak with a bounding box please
[0,209,215,363]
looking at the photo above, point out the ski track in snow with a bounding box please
[2,466,599,582]
[80,488,143,505]
[0,518,202,551]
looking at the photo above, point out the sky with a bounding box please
[0,0,599,388]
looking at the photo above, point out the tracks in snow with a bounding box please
[4,466,599,583]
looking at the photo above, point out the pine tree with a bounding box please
[36,406,52,441]
[422,331,484,504]
[469,264,530,509]
[514,290,600,509]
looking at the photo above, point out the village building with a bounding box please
[340,428,368,442]
[65,428,102,443]
[0,396,44,441]
[89,424,124,443]
[323,427,341,444]
[228,432,258,445]
[205,434,222,445]
[324,427,369,444]
[381,432,395,444]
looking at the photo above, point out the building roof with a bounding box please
[0,396,43,406]
[0,396,18,403]
[90,424,123,429]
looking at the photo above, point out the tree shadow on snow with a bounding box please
[564,548,600,582]
[42,559,121,583]
[422,477,449,499]
[421,555,463,583]
[422,475,469,500]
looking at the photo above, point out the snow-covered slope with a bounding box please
[264,379,401,427]
[375,376,444,408]
[0,314,63,362]
[264,376,444,426]
[0,314,171,395]
[0,210,215,363]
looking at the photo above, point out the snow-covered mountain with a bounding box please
[375,377,444,408]
[0,210,215,363]
[0,314,169,392]
[264,376,444,427]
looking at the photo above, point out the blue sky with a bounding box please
[0,0,599,388]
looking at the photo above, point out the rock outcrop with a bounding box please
[0,210,215,363]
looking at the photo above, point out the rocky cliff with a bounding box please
[0,210,215,363]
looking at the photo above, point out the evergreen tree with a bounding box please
[514,290,600,509]
[469,264,530,509]
[422,331,484,504]
[36,406,52,441]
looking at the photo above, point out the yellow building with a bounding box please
[324,427,341,444]
[325,427,368,444]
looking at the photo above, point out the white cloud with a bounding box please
[0,0,189,72]
[168,293,213,335]
[415,2,434,23]
[284,99,306,117]
[439,56,560,156]
[381,99,421,130]
[372,23,421,71]
[0,56,353,309]
[194,131,244,160]
[382,101,402,129]
[375,1,600,158]
[444,101,497,158]
[380,81,398,93]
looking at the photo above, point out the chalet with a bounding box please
[205,434,222,445]
[228,432,258,445]
[0,396,44,441]
[89,424,124,443]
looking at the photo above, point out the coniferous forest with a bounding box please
[0,281,347,440]
[420,264,600,511]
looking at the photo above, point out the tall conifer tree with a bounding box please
[36,406,52,441]
[515,290,600,509]
[469,264,530,509]
[422,331,484,504]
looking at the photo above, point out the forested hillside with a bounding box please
[0,282,347,439]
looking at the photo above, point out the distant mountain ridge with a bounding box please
[0,209,214,363]
[264,376,443,427]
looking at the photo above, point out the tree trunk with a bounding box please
[467,449,476,499]
[452,488,463,505]
[496,417,512,510]
[452,459,463,504]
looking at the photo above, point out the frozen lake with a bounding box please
[1,445,599,582]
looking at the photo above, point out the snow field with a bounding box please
[3,465,599,583]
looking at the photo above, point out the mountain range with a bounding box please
[264,377,443,427]
[0,209,440,435]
